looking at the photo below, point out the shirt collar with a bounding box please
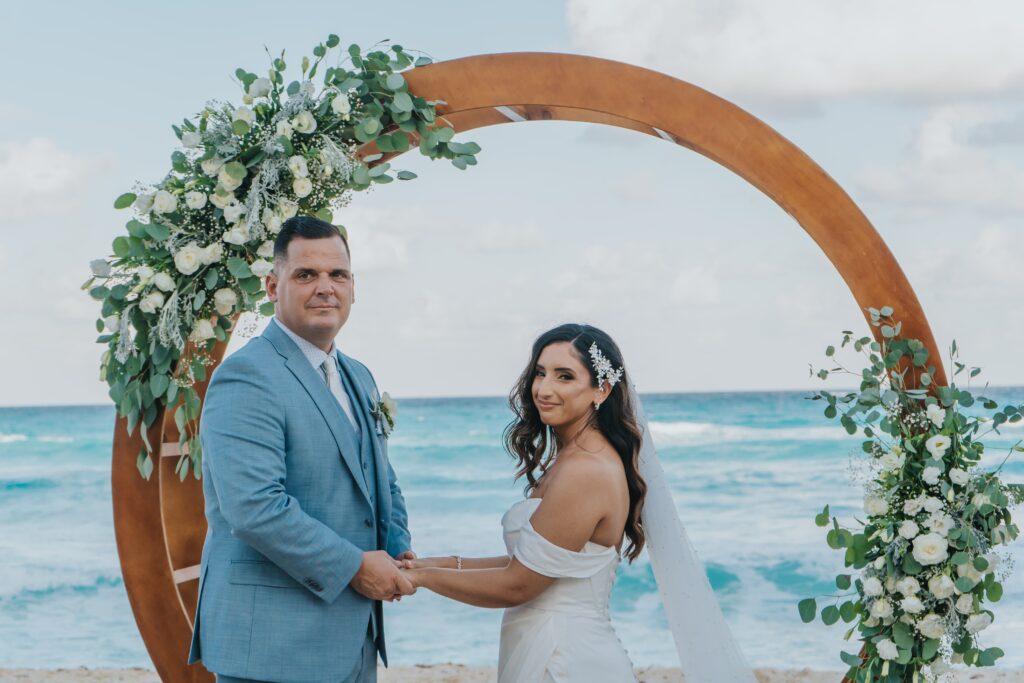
[273,317,336,370]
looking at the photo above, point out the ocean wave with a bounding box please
[649,420,849,446]
[0,574,124,604]
[0,478,58,492]
[0,433,28,443]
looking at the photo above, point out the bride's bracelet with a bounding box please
[450,555,463,570]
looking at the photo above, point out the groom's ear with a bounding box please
[266,271,278,301]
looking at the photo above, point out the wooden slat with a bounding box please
[173,564,201,584]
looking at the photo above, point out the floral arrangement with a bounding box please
[800,306,1023,681]
[84,36,480,481]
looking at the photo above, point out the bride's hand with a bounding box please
[399,556,452,570]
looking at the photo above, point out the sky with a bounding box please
[1,1,1022,406]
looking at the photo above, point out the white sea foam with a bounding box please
[649,420,849,446]
[0,432,28,443]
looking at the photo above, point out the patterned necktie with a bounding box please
[321,355,358,432]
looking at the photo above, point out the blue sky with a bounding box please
[1,1,1022,405]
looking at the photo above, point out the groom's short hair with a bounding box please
[274,216,351,265]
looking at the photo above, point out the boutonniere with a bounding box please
[370,391,397,438]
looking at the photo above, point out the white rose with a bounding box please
[181,131,203,148]
[879,451,905,471]
[174,242,204,275]
[863,615,880,628]
[242,94,253,105]
[955,593,975,615]
[331,94,352,117]
[922,496,944,513]
[885,576,896,593]
[922,466,942,486]
[926,403,946,427]
[901,596,925,614]
[291,110,317,134]
[264,212,283,234]
[863,576,884,597]
[136,265,154,283]
[276,120,293,138]
[983,552,1001,574]
[903,496,924,516]
[223,223,250,246]
[134,192,155,214]
[138,290,166,314]
[992,523,1011,544]
[873,557,886,570]
[928,574,956,600]
[895,576,920,597]
[184,191,207,210]
[956,561,984,584]
[200,242,223,265]
[248,77,272,99]
[869,598,893,620]
[250,259,274,278]
[201,156,225,177]
[232,106,254,125]
[90,259,112,277]
[152,272,176,292]
[898,520,920,540]
[223,202,246,224]
[925,434,951,459]
[209,190,235,210]
[277,199,299,219]
[930,660,950,675]
[864,495,889,516]
[381,392,397,417]
[213,288,237,316]
[912,533,949,566]
[948,468,969,486]
[965,613,992,634]
[190,318,216,342]
[293,177,313,197]
[257,240,275,259]
[876,638,899,661]
[926,512,955,537]
[153,190,178,215]
[318,148,334,177]
[917,613,946,639]
[103,314,120,331]
[972,492,991,508]
[218,165,244,192]
[288,155,309,178]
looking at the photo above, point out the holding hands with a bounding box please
[351,550,417,601]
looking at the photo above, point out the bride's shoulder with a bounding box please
[548,450,624,498]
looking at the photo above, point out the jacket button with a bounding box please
[364,518,373,528]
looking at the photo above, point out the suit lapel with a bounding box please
[337,353,390,524]
[264,322,371,504]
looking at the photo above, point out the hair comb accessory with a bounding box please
[589,342,624,390]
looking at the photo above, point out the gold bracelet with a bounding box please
[451,554,462,570]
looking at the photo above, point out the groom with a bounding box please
[188,216,415,682]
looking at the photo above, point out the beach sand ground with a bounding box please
[2,667,1022,682]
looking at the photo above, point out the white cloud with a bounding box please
[670,264,721,305]
[338,205,414,272]
[566,1,1024,104]
[475,220,543,252]
[857,106,1024,213]
[0,137,107,217]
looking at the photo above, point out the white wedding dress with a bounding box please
[497,497,637,683]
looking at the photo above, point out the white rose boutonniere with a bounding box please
[372,391,397,437]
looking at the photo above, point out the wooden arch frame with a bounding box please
[112,53,946,682]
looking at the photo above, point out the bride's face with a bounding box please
[532,342,602,428]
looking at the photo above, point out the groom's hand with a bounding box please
[352,550,416,601]
[395,550,417,561]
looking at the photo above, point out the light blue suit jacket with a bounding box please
[187,319,411,682]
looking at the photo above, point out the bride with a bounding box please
[400,324,757,682]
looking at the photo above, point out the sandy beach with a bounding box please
[2,667,1023,682]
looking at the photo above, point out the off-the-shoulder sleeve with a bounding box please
[513,521,618,579]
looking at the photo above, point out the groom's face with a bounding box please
[266,235,354,347]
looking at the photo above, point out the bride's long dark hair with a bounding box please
[503,324,647,562]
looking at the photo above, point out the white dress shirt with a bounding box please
[274,318,359,433]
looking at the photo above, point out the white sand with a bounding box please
[2,667,1022,682]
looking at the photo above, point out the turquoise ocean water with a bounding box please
[1,389,1023,670]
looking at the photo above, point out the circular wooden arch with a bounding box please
[112,53,946,682]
